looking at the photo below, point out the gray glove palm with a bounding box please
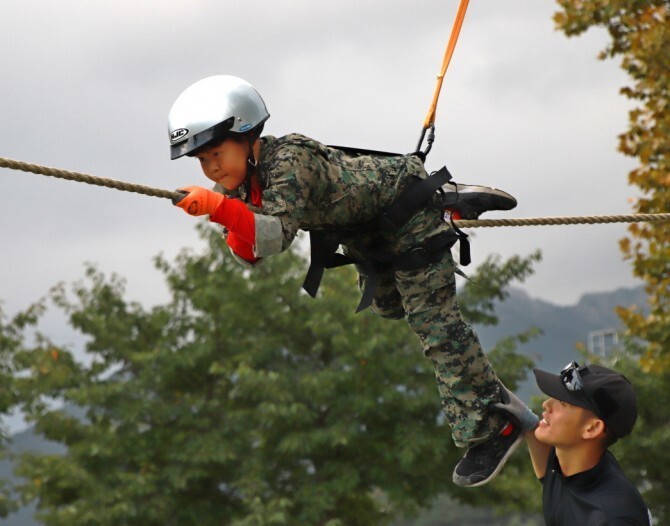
[494,383,539,431]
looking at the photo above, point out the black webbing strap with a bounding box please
[353,231,459,312]
[391,231,459,271]
[378,166,453,232]
[447,215,471,266]
[328,145,426,163]
[354,259,379,313]
[303,230,460,312]
[301,241,385,312]
[302,231,356,298]
[301,166,466,310]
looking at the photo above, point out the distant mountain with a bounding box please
[474,285,647,399]
[0,285,647,525]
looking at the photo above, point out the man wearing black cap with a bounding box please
[496,362,651,525]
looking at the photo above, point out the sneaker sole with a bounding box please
[441,185,518,219]
[452,432,524,488]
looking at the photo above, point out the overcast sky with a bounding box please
[1,0,643,328]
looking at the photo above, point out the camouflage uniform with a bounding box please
[232,133,505,447]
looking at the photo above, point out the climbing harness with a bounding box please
[304,166,464,312]
[305,228,461,313]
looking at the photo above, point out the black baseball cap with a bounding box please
[533,362,638,438]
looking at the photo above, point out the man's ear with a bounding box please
[582,418,607,441]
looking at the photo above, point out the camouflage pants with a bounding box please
[348,203,505,448]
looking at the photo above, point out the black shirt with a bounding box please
[542,448,651,525]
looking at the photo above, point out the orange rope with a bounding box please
[422,0,470,129]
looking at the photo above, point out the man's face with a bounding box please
[195,138,249,191]
[534,397,597,448]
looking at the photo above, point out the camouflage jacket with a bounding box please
[236,133,439,258]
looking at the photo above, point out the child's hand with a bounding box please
[172,186,225,216]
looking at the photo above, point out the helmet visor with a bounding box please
[170,117,236,159]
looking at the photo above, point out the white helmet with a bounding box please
[168,75,270,159]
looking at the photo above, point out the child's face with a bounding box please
[195,138,249,191]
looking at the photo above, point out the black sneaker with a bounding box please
[452,422,523,487]
[441,184,517,219]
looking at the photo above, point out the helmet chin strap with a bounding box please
[244,135,258,203]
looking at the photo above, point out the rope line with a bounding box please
[2,155,669,228]
[453,214,670,228]
[0,156,181,201]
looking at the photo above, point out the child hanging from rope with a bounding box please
[169,75,519,487]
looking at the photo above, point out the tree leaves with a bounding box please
[555,2,670,371]
[1,226,542,524]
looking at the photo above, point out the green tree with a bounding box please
[554,1,670,372]
[0,304,31,518]
[1,300,61,518]
[6,226,541,525]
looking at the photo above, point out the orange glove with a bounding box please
[173,186,225,216]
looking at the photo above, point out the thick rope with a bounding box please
[2,155,669,228]
[0,156,181,201]
[453,214,670,228]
